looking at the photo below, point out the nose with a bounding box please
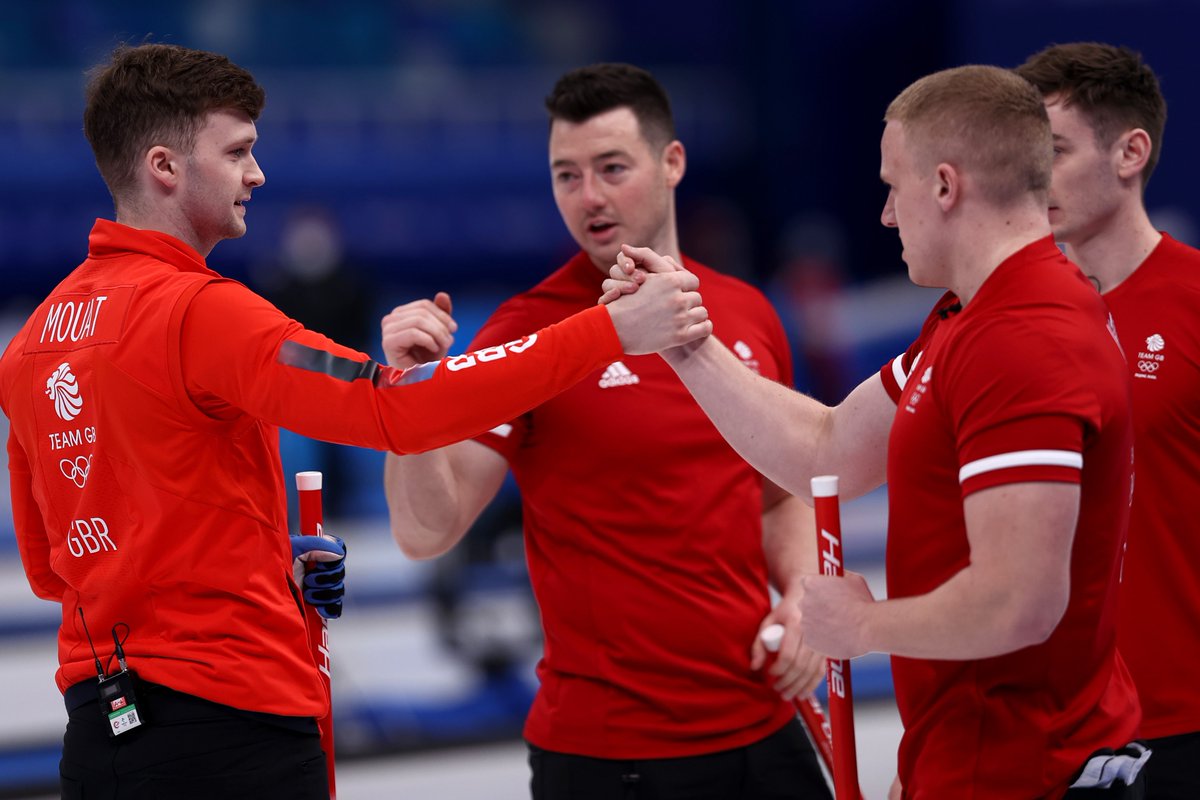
[580,170,605,208]
[246,154,265,188]
[880,189,897,228]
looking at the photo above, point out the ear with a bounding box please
[145,145,181,192]
[1115,128,1152,182]
[934,162,959,212]
[662,140,686,189]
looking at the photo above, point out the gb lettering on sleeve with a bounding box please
[444,335,539,373]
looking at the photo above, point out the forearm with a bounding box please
[384,440,507,560]
[374,306,621,454]
[666,337,889,500]
[185,284,622,456]
[385,451,462,559]
[861,565,1061,660]
[864,482,1077,660]
[665,338,830,499]
[803,483,1078,660]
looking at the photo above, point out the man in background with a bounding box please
[1017,41,1200,799]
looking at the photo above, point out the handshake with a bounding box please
[599,244,713,356]
[377,243,713,371]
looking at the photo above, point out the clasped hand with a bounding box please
[598,244,712,355]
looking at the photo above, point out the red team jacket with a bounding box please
[0,220,623,717]
[880,238,1140,798]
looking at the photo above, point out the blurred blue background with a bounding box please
[2,1,1198,796]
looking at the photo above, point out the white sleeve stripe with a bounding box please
[891,356,908,390]
[891,349,923,392]
[959,449,1083,483]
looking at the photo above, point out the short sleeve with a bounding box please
[942,318,1096,497]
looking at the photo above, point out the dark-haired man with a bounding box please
[382,63,830,799]
[1017,41,1200,800]
[0,44,709,798]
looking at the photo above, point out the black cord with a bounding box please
[77,607,106,680]
[107,622,131,675]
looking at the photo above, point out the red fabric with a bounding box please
[0,220,621,717]
[883,238,1139,798]
[1107,234,1200,740]
[472,252,796,758]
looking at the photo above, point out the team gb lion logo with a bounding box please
[46,362,84,421]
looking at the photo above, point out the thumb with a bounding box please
[753,622,784,670]
[750,637,767,670]
[292,534,345,562]
[621,243,683,275]
[434,291,453,316]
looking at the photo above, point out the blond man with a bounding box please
[606,65,1145,798]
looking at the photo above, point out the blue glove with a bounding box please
[290,535,347,620]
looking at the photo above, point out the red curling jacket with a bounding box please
[0,219,621,716]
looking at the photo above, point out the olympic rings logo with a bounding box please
[1137,360,1160,373]
[60,455,90,488]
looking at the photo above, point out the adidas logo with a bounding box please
[599,361,640,388]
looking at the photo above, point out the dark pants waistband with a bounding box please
[63,678,319,734]
[64,679,99,712]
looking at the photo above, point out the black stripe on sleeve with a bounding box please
[277,340,381,384]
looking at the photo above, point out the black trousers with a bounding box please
[528,717,832,800]
[1136,730,1200,800]
[60,681,328,800]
